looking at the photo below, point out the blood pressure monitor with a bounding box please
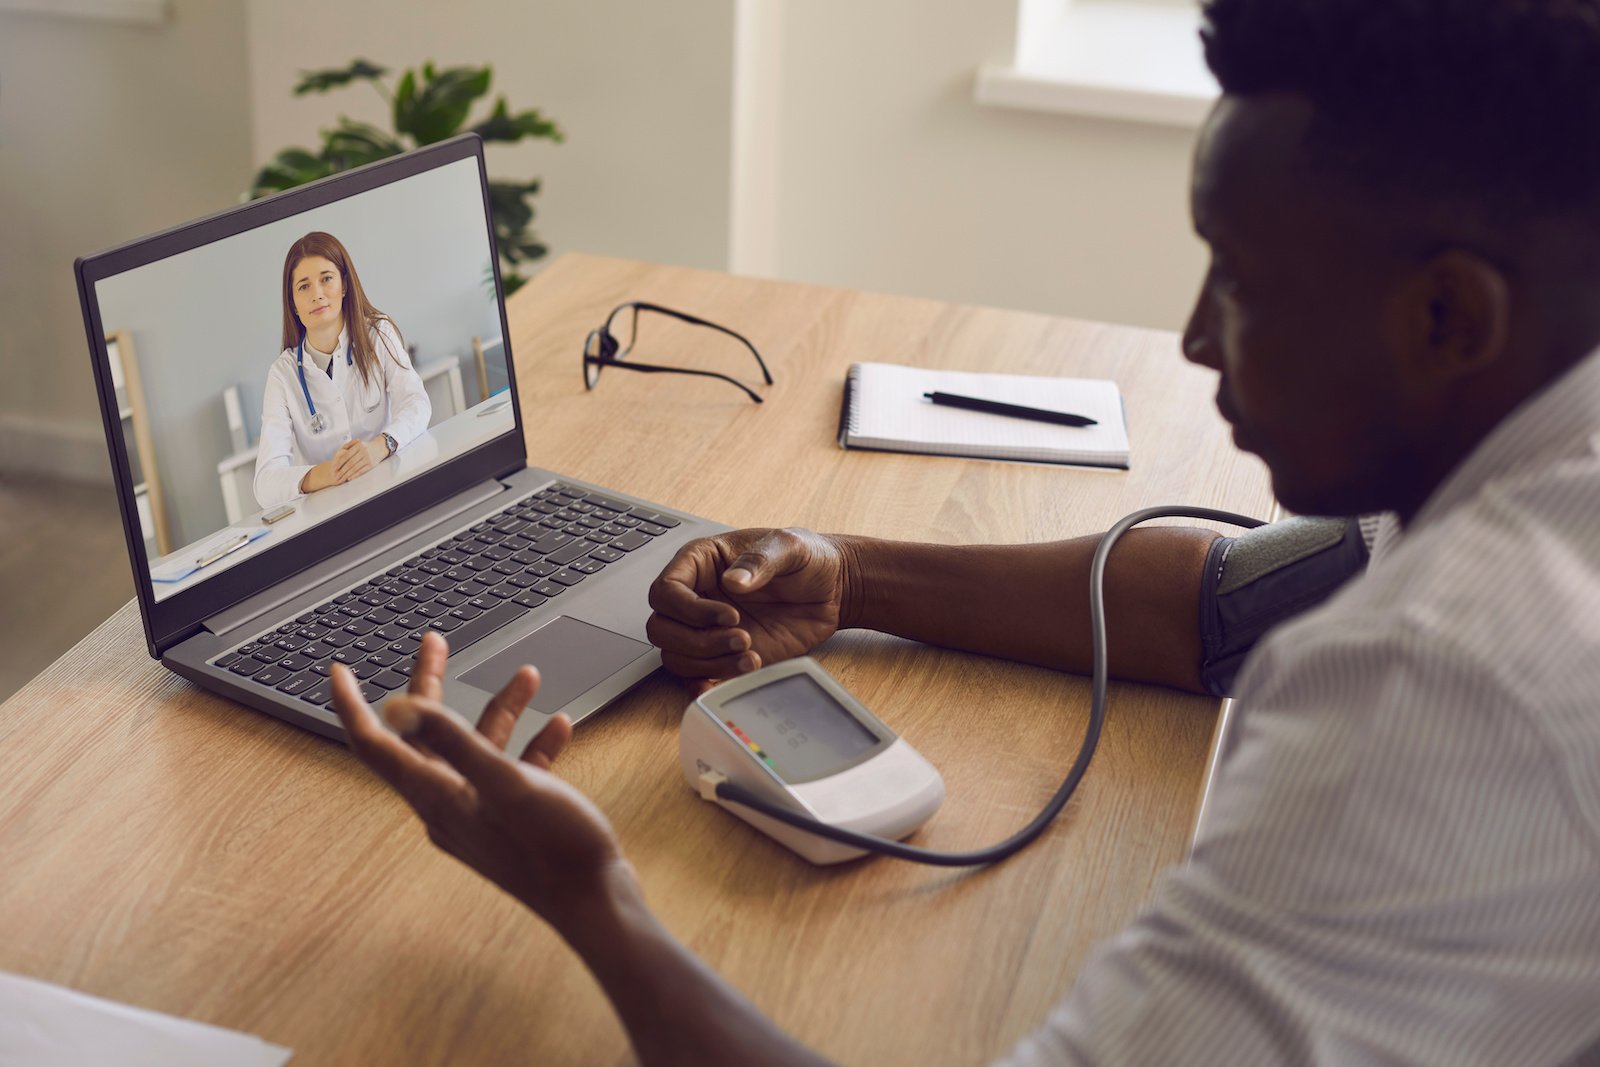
[679,657,945,865]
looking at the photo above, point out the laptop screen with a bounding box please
[88,151,516,607]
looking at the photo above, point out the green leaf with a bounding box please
[392,69,416,140]
[487,179,536,231]
[293,59,387,96]
[485,179,547,269]
[502,271,527,296]
[249,147,337,199]
[502,235,547,264]
[395,64,493,145]
[502,237,549,266]
[469,97,566,144]
[321,118,405,170]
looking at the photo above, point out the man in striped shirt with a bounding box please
[331,0,1600,1062]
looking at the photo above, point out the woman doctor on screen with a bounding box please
[253,231,431,509]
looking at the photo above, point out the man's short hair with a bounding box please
[1200,0,1600,221]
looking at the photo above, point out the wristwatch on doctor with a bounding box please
[380,432,397,458]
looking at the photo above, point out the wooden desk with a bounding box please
[0,254,1271,1065]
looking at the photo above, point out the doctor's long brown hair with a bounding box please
[279,231,406,386]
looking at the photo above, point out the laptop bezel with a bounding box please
[74,135,527,660]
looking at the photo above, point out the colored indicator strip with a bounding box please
[725,721,776,769]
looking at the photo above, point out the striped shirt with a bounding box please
[1002,345,1600,1065]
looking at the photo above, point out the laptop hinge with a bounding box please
[202,478,506,641]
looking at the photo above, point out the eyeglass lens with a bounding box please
[584,307,642,388]
[612,305,639,357]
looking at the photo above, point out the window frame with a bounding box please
[976,0,1218,128]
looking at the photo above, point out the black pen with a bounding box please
[923,391,1098,427]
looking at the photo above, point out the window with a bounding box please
[976,0,1217,127]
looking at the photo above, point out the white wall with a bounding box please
[762,0,1207,332]
[244,0,737,279]
[0,1,254,481]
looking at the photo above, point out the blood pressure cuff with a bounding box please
[1197,516,1373,698]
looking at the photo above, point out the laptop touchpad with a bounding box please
[459,616,652,712]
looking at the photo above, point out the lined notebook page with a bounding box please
[839,362,1130,467]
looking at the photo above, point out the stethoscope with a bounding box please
[294,335,351,436]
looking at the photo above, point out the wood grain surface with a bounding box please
[0,254,1273,1066]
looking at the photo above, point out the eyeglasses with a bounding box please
[583,302,774,403]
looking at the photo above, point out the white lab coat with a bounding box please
[253,319,432,509]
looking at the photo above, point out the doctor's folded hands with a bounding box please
[254,230,431,509]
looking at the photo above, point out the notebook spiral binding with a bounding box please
[836,364,863,445]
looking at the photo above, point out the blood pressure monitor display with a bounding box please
[719,673,883,783]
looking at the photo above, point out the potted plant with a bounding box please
[251,58,563,294]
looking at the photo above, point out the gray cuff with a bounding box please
[1198,517,1371,698]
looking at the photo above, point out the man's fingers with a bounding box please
[387,699,523,796]
[648,545,740,627]
[520,713,572,771]
[330,661,383,749]
[660,648,761,684]
[409,631,449,702]
[330,665,454,794]
[720,530,800,596]
[477,665,540,750]
[644,613,750,660]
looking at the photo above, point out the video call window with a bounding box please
[93,157,514,602]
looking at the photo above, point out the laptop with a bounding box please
[75,135,727,755]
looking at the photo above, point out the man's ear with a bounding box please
[1389,248,1512,385]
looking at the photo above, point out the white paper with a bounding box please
[150,525,270,583]
[843,362,1131,467]
[0,971,292,1066]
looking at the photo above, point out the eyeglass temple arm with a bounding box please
[623,302,775,385]
[587,356,766,403]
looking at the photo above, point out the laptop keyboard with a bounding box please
[208,482,680,708]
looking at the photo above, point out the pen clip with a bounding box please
[196,532,250,568]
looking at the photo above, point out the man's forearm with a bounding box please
[559,864,832,1067]
[834,528,1222,693]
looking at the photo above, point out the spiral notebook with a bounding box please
[837,362,1130,468]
